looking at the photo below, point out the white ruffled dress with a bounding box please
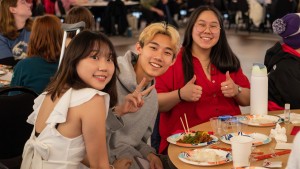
[21,88,109,169]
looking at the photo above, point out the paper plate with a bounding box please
[0,70,6,75]
[178,148,232,166]
[167,132,218,148]
[239,115,283,127]
[0,80,10,86]
[220,132,272,146]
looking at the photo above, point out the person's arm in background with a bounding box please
[0,36,17,66]
[140,0,165,17]
[9,62,23,87]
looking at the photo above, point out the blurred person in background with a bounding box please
[10,15,62,94]
[269,0,297,23]
[264,13,300,110]
[43,0,55,14]
[140,0,179,27]
[32,0,45,16]
[64,6,95,47]
[155,6,250,154]
[0,0,32,66]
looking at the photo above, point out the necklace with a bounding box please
[202,62,210,69]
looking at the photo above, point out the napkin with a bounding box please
[269,123,287,143]
[275,142,292,150]
[279,113,300,124]
[263,160,282,168]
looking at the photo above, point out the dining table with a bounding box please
[168,110,300,169]
[0,64,12,87]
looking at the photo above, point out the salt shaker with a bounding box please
[284,103,290,124]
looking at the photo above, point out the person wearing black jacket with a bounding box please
[264,13,300,110]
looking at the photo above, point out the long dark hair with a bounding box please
[182,6,240,83]
[45,30,119,107]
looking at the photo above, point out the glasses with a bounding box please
[195,23,221,33]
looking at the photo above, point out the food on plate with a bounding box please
[188,149,223,162]
[177,131,213,144]
[250,117,275,124]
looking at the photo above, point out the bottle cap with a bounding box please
[285,103,290,109]
[252,63,267,76]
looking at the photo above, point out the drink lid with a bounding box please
[252,63,267,76]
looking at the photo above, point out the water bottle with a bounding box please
[250,63,268,115]
[284,103,290,124]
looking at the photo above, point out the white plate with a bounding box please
[178,148,232,166]
[220,132,272,146]
[239,115,283,127]
[167,132,218,148]
[0,70,6,75]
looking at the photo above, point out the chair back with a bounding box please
[0,87,38,168]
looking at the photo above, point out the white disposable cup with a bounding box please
[231,136,253,168]
[209,117,222,137]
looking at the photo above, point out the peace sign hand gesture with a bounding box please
[113,77,154,116]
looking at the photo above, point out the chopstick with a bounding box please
[180,113,190,134]
[184,113,190,133]
[253,150,291,161]
[180,117,187,134]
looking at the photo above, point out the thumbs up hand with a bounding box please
[179,75,202,102]
[221,71,238,97]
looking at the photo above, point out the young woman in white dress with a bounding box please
[21,30,131,169]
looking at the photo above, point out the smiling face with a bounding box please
[76,44,115,90]
[135,33,175,80]
[192,10,220,51]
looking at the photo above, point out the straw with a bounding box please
[180,117,187,134]
[184,113,190,133]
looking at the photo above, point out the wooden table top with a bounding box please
[168,110,300,169]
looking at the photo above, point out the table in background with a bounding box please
[0,65,12,87]
[168,110,300,169]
